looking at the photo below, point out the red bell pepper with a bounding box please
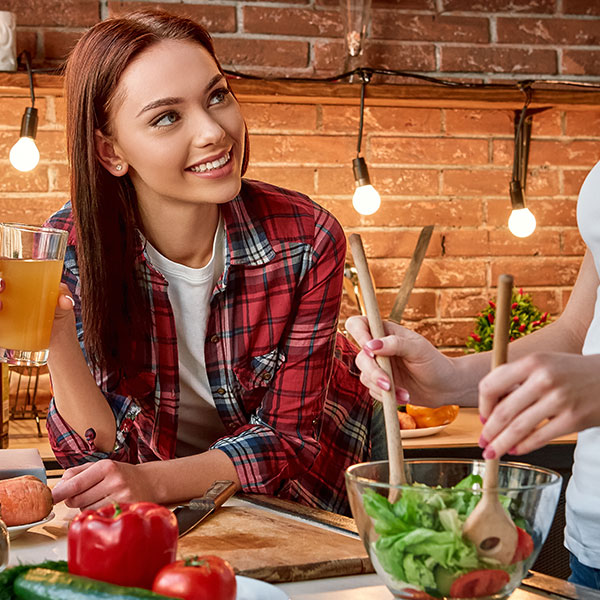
[68,501,178,590]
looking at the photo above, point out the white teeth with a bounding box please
[190,152,230,173]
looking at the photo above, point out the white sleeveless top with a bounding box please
[565,160,600,567]
[145,219,227,456]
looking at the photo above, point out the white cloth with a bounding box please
[565,160,600,567]
[144,219,227,456]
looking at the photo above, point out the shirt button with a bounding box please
[261,372,272,381]
[217,387,226,395]
[210,335,219,343]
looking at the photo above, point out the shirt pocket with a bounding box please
[233,348,286,391]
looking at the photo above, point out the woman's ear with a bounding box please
[94,130,129,176]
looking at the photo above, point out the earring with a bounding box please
[115,164,123,172]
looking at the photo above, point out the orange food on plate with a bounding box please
[397,411,417,430]
[0,475,53,526]
[405,404,459,429]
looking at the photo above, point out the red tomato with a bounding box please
[511,526,535,563]
[401,588,436,600]
[152,555,237,600]
[449,569,510,598]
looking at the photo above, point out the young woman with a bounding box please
[346,160,600,587]
[0,10,375,515]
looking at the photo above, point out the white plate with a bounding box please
[400,424,449,438]
[236,575,289,600]
[7,511,55,540]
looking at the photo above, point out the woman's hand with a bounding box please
[51,460,158,510]
[479,352,600,458]
[345,315,462,407]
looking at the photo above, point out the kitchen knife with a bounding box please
[174,479,237,537]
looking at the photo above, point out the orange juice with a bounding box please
[0,258,63,351]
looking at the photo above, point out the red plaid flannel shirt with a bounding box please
[45,179,373,514]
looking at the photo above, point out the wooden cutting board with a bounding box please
[176,505,374,583]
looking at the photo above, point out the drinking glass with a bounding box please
[0,223,68,366]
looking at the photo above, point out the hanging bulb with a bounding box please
[508,208,536,238]
[9,106,39,172]
[508,180,536,238]
[352,156,380,215]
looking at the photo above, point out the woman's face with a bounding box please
[103,39,245,212]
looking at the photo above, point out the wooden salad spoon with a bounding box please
[462,273,518,564]
[348,233,406,489]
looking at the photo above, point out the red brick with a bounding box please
[36,131,68,162]
[445,109,514,136]
[565,111,600,137]
[0,195,67,224]
[243,104,317,132]
[316,166,439,196]
[316,0,436,7]
[563,0,600,15]
[528,140,600,166]
[440,289,491,318]
[243,166,316,195]
[485,158,559,196]
[562,288,573,309]
[442,0,555,12]
[412,320,474,349]
[524,289,562,314]
[441,230,489,256]
[562,49,600,76]
[371,138,489,165]
[243,6,341,37]
[0,98,48,129]
[108,2,236,32]
[441,47,557,74]
[487,198,578,227]
[402,258,489,287]
[0,168,49,193]
[214,38,309,69]
[321,106,442,135]
[491,257,581,286]
[372,13,489,43]
[4,0,99,27]
[43,30,81,62]
[562,230,586,255]
[489,229,561,255]
[51,164,70,193]
[313,40,435,73]
[247,0,309,3]
[249,134,355,164]
[497,17,600,45]
[443,168,510,195]
[563,168,591,195]
[392,290,438,321]
[16,31,37,60]
[358,229,442,258]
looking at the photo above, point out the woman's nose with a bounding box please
[191,111,226,147]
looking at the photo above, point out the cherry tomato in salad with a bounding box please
[152,555,236,600]
[449,569,509,598]
[511,526,534,563]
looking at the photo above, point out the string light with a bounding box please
[351,70,380,216]
[9,51,39,172]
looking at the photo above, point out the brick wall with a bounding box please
[1,1,600,352]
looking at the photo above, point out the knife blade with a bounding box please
[173,479,237,537]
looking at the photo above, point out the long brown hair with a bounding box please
[65,9,249,375]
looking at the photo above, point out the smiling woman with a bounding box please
[1,8,376,516]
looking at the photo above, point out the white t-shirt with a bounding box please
[565,160,600,567]
[144,219,227,456]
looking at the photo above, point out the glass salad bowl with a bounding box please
[346,459,562,600]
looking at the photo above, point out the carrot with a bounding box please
[0,475,53,526]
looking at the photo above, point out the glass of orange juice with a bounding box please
[0,223,67,366]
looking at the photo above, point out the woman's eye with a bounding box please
[209,88,231,106]
[152,112,179,127]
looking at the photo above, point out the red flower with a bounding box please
[470,333,481,342]
[513,316,519,322]
[519,324,526,332]
[488,300,496,309]
[541,312,548,322]
[511,302,518,309]
[487,313,494,324]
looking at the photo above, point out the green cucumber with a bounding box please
[14,569,176,600]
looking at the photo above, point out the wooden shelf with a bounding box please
[1,71,599,109]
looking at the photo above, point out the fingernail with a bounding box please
[377,377,391,391]
[396,388,410,404]
[363,346,375,359]
[479,415,487,425]
[478,435,488,449]
[482,447,496,460]
[366,339,384,351]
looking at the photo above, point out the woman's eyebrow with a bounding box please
[136,74,226,118]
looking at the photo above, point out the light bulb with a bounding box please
[352,184,381,216]
[9,136,40,172]
[508,207,536,238]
